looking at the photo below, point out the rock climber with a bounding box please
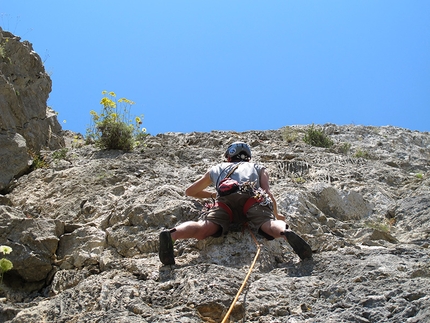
[159,141,312,265]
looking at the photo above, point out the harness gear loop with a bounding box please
[242,195,264,214]
[240,181,272,210]
[221,227,261,323]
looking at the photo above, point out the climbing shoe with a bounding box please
[159,230,175,265]
[282,229,313,260]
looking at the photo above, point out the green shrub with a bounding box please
[0,37,8,57]
[0,38,12,64]
[354,149,372,159]
[294,177,306,184]
[52,148,68,160]
[87,91,146,151]
[339,142,351,155]
[330,142,352,155]
[98,121,134,151]
[29,151,49,169]
[365,220,391,233]
[281,126,299,143]
[0,43,5,59]
[303,124,333,148]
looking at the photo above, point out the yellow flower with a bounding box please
[142,128,147,132]
[102,90,107,95]
[109,91,116,97]
[118,98,135,105]
[100,97,116,108]
[135,117,141,123]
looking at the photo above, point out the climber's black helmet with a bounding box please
[224,142,251,162]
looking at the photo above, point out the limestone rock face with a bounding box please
[0,133,29,192]
[0,125,429,322]
[0,206,63,282]
[0,28,64,191]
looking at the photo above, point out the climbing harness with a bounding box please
[221,227,261,323]
[240,181,273,213]
[202,181,273,240]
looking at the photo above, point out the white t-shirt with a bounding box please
[209,162,265,189]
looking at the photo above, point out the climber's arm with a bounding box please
[185,172,215,199]
[260,169,285,221]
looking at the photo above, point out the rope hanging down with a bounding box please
[221,228,261,323]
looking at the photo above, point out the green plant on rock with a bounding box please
[0,38,12,64]
[0,43,5,58]
[0,245,13,286]
[72,135,84,148]
[303,124,333,148]
[365,220,391,233]
[86,91,146,151]
[0,37,7,58]
[281,126,299,143]
[29,150,49,169]
[354,149,372,159]
[52,148,68,160]
[294,177,306,184]
[339,142,351,155]
[415,173,423,180]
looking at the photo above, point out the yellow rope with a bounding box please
[221,228,261,323]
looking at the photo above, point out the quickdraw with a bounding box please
[240,181,272,209]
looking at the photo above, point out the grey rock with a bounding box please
[0,133,30,192]
[0,205,63,283]
[0,28,64,191]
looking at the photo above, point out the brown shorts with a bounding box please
[204,192,276,239]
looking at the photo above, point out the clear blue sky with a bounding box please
[1,1,429,135]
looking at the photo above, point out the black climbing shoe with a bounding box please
[159,230,175,265]
[282,229,312,260]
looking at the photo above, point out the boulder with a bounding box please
[57,226,106,269]
[0,205,63,282]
